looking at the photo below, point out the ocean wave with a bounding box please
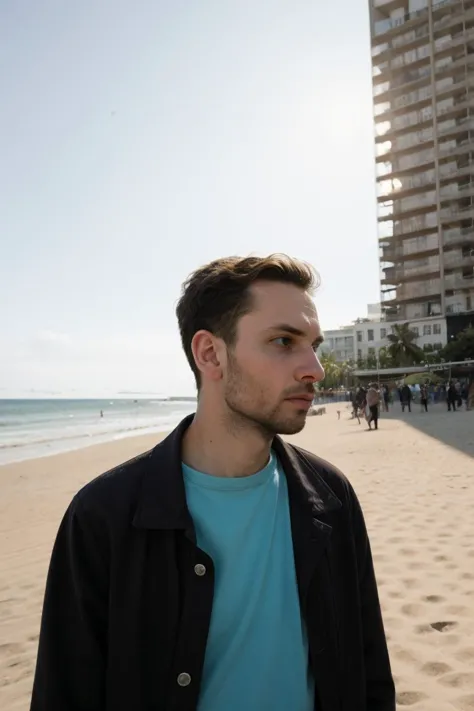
[0,420,180,451]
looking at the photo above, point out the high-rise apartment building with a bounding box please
[369,0,474,338]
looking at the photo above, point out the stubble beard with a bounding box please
[223,354,308,437]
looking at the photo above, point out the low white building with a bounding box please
[319,326,354,363]
[321,305,447,364]
[354,317,447,362]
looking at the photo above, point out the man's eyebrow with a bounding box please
[266,323,324,346]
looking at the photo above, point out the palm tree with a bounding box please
[319,352,342,389]
[377,346,393,369]
[387,323,424,366]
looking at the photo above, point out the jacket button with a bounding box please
[177,672,191,687]
[194,563,206,576]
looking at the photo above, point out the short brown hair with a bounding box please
[176,254,319,388]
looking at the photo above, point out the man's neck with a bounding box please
[181,405,272,478]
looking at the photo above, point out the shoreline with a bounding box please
[0,423,176,468]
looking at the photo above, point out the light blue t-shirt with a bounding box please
[182,452,314,711]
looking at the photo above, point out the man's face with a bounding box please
[221,281,324,436]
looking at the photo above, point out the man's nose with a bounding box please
[296,350,325,384]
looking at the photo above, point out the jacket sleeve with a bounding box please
[30,494,108,711]
[349,487,396,711]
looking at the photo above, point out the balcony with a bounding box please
[443,251,474,270]
[435,53,474,81]
[382,261,441,283]
[438,139,474,162]
[374,7,428,38]
[437,96,474,122]
[440,204,474,222]
[396,279,442,301]
[439,162,474,183]
[374,67,432,100]
[440,183,474,203]
[438,116,474,140]
[433,3,474,35]
[380,235,440,261]
[443,226,474,246]
[444,273,474,290]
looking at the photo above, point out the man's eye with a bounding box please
[274,337,292,348]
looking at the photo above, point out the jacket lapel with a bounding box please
[272,437,342,611]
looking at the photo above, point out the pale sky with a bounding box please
[1,0,380,398]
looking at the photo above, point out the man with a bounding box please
[447,381,457,412]
[366,383,380,431]
[31,255,395,711]
[420,383,429,413]
[400,383,412,413]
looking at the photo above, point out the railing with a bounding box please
[374,7,428,37]
[440,204,474,220]
[440,182,474,200]
[438,117,474,137]
[397,280,442,299]
[439,138,473,158]
[444,274,474,289]
[443,252,474,268]
[443,227,474,245]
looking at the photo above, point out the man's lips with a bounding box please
[285,394,314,405]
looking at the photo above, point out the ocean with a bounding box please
[0,398,197,466]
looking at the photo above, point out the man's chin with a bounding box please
[273,415,308,436]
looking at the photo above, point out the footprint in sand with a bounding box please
[406,560,426,570]
[401,603,424,617]
[393,648,418,664]
[421,661,452,677]
[445,604,469,616]
[0,642,24,659]
[455,694,474,711]
[396,690,428,706]
[438,672,474,690]
[388,590,403,599]
[399,548,417,557]
[424,594,445,603]
[430,621,458,633]
[455,648,474,664]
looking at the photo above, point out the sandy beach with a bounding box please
[1,404,473,710]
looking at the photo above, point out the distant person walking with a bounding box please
[366,383,380,431]
[420,384,429,413]
[447,382,457,412]
[382,385,390,413]
[401,384,412,413]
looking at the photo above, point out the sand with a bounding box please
[1,404,474,710]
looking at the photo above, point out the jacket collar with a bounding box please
[132,414,341,531]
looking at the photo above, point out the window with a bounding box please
[423,325,432,336]
[357,331,363,342]
[434,343,443,351]
[411,326,419,336]
[380,328,387,339]
[368,329,374,341]
[357,349,362,360]
[433,323,441,335]
[368,347,376,356]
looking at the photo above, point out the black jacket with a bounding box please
[30,415,395,711]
